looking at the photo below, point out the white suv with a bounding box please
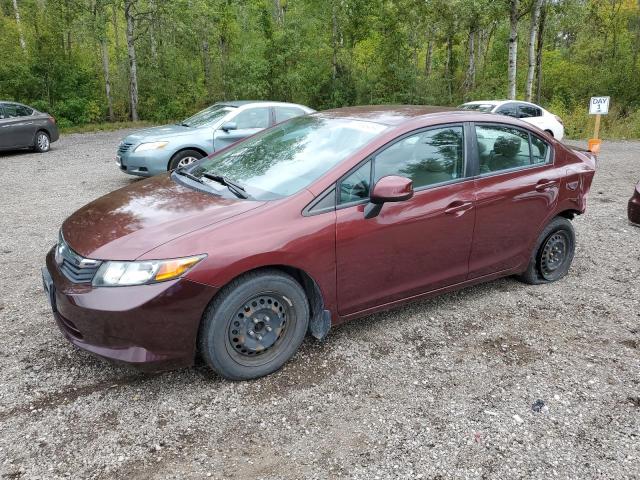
[459,100,564,140]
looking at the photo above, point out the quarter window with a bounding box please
[519,105,541,118]
[233,108,270,129]
[340,161,371,204]
[374,126,465,189]
[531,135,550,164]
[476,125,541,174]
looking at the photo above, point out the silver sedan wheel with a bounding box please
[37,133,50,151]
[176,156,198,168]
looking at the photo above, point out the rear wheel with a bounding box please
[544,129,555,138]
[168,149,204,170]
[518,216,575,284]
[34,131,50,153]
[198,270,309,380]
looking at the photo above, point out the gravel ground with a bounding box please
[0,130,638,480]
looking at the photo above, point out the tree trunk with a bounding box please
[331,1,338,82]
[12,0,27,52]
[526,0,544,102]
[124,0,139,121]
[273,0,284,26]
[149,0,158,65]
[446,32,454,103]
[100,38,114,121]
[202,40,212,99]
[534,2,547,104]
[507,0,519,100]
[463,27,476,95]
[424,35,434,78]
[112,3,121,60]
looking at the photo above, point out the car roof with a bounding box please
[316,105,463,126]
[215,100,310,109]
[463,99,544,109]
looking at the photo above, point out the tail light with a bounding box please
[49,115,56,124]
[554,115,563,125]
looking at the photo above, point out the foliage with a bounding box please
[1,0,639,138]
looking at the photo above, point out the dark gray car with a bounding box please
[0,101,59,153]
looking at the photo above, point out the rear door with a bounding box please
[213,106,271,151]
[335,123,476,315]
[469,122,560,278]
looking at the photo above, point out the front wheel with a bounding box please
[168,149,204,170]
[198,270,310,380]
[34,131,50,153]
[517,216,575,285]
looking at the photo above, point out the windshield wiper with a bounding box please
[201,172,250,199]
[174,168,206,185]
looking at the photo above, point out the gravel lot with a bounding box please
[0,130,638,479]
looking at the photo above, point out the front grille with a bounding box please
[117,142,133,154]
[57,238,101,284]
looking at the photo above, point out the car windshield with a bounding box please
[189,115,387,200]
[459,103,495,112]
[181,104,233,127]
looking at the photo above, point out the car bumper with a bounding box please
[117,148,173,177]
[629,189,640,226]
[43,248,217,370]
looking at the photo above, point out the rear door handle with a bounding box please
[444,201,474,215]
[535,180,558,192]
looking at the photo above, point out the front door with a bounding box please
[335,124,476,315]
[0,103,34,148]
[468,122,561,278]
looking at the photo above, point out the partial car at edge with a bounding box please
[460,100,564,140]
[116,101,314,177]
[43,105,596,380]
[629,180,640,226]
[0,101,59,153]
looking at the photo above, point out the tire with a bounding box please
[33,130,50,153]
[517,216,575,285]
[544,129,555,138]
[198,270,310,380]
[168,149,204,171]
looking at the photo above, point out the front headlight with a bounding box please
[92,255,206,287]
[134,141,169,152]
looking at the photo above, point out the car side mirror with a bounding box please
[221,121,237,132]
[365,175,414,219]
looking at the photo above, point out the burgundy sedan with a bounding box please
[629,181,640,225]
[42,106,596,380]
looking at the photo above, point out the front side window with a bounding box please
[340,161,371,204]
[233,108,271,129]
[374,126,465,189]
[190,116,386,200]
[275,107,305,123]
[519,105,541,118]
[495,103,518,118]
[181,104,232,127]
[476,125,533,174]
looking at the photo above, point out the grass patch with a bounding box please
[60,121,156,134]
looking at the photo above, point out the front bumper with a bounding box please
[43,248,217,370]
[117,147,173,177]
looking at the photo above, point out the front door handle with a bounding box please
[444,200,474,215]
[535,180,558,192]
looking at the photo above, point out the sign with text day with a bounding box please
[589,96,610,115]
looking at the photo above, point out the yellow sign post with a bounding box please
[588,96,609,154]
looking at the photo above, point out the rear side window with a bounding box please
[0,105,5,119]
[519,105,541,118]
[374,126,465,189]
[476,125,532,174]
[275,107,304,123]
[233,108,270,129]
[495,103,518,118]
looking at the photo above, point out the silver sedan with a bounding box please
[116,101,314,177]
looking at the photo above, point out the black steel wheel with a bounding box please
[199,270,309,380]
[517,216,575,285]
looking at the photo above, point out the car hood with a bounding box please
[62,175,263,260]
[123,124,207,142]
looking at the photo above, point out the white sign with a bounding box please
[589,96,610,115]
